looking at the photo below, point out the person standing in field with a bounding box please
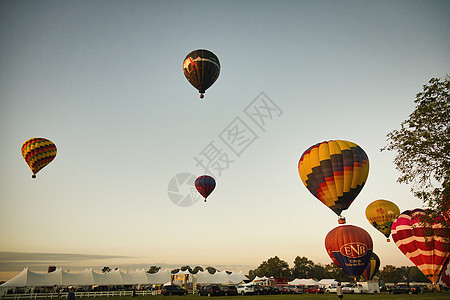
[67,287,75,300]
[336,283,343,299]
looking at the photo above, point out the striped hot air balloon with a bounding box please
[360,252,380,281]
[391,209,450,285]
[325,224,373,278]
[21,137,57,178]
[183,49,220,99]
[298,140,369,223]
[195,175,216,202]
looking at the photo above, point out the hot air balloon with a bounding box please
[195,175,216,202]
[183,49,220,99]
[21,137,57,178]
[325,224,373,279]
[360,252,380,281]
[439,258,450,287]
[298,140,369,223]
[365,199,400,242]
[391,208,450,285]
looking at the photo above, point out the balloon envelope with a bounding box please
[325,224,373,278]
[183,49,220,98]
[361,252,380,281]
[195,175,216,201]
[439,258,450,287]
[365,199,400,241]
[298,140,369,217]
[21,137,57,178]
[391,208,450,284]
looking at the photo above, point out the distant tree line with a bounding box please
[247,256,430,284]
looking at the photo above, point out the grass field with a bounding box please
[64,292,450,300]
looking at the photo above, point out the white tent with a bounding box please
[317,279,339,287]
[196,271,216,284]
[228,271,248,284]
[62,269,94,286]
[121,269,148,285]
[92,269,122,285]
[289,278,319,286]
[146,269,171,284]
[0,267,248,289]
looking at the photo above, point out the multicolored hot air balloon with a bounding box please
[195,175,216,202]
[183,49,220,99]
[21,137,57,178]
[360,252,380,281]
[298,140,369,223]
[391,208,450,285]
[365,199,400,242]
[325,224,373,278]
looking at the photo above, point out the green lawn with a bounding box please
[70,292,450,300]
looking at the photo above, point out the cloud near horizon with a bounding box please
[0,252,133,271]
[0,252,255,274]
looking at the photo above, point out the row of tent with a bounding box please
[253,276,338,287]
[0,268,249,288]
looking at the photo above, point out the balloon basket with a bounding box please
[200,94,204,99]
[338,216,346,224]
[32,174,36,179]
[386,238,390,242]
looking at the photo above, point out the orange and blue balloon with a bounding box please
[195,175,216,202]
[21,137,57,178]
[325,224,373,278]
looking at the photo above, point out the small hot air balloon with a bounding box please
[195,175,216,202]
[360,252,380,281]
[391,208,450,285]
[183,49,220,99]
[325,224,373,279]
[21,137,57,178]
[365,199,400,242]
[298,140,369,223]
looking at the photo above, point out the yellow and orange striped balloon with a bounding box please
[298,140,369,219]
[21,137,57,178]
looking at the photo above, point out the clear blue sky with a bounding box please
[1,0,449,280]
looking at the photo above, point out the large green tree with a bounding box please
[382,76,450,221]
[291,256,314,279]
[249,256,291,279]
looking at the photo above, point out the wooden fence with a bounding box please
[1,290,160,300]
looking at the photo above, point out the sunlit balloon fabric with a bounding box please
[298,140,369,217]
[365,199,400,242]
[183,49,220,99]
[391,209,450,284]
[195,175,216,202]
[361,252,380,281]
[21,137,57,178]
[325,224,373,278]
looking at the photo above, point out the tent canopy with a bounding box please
[288,278,319,286]
[0,268,248,288]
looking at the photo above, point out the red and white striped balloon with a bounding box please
[391,208,450,285]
